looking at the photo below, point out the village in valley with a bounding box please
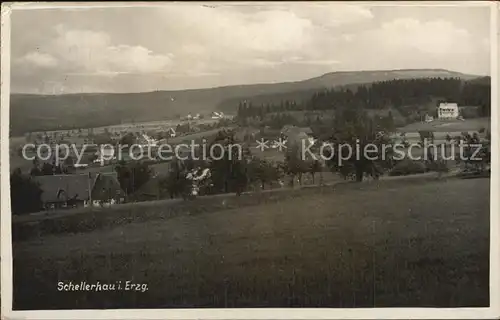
[10,110,233,210]
[10,80,491,214]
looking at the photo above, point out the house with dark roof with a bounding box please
[33,172,125,210]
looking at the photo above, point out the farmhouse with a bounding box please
[438,102,459,119]
[281,126,315,148]
[33,172,125,210]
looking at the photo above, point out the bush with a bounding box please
[426,160,449,173]
[389,160,426,176]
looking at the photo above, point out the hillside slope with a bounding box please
[10,69,480,134]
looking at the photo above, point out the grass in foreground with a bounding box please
[13,178,490,309]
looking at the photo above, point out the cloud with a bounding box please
[296,59,341,66]
[288,4,374,27]
[159,4,372,61]
[368,18,473,56]
[161,5,315,56]
[9,4,490,93]
[18,52,58,68]
[16,25,174,75]
[328,17,489,75]
[149,4,372,72]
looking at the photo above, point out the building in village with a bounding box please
[280,125,315,150]
[437,102,459,119]
[211,111,225,119]
[33,172,125,210]
[165,127,176,138]
[137,133,159,147]
[132,161,212,201]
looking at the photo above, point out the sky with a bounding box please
[9,3,493,94]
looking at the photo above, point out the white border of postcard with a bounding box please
[1,1,499,319]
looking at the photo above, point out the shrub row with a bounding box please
[389,159,449,176]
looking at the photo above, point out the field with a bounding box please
[13,177,490,309]
[8,124,232,174]
[397,117,490,133]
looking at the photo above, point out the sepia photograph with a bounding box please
[1,1,498,319]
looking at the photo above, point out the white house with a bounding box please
[438,103,459,119]
[140,133,158,147]
[211,111,225,119]
[166,127,176,137]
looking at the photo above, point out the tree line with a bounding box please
[236,77,491,121]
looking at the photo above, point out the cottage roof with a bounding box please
[33,172,120,203]
[438,102,458,108]
[34,174,95,203]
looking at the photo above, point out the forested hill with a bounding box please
[233,77,491,115]
[233,77,491,130]
[10,69,482,135]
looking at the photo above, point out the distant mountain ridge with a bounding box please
[10,69,484,135]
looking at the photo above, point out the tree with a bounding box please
[445,134,452,143]
[62,156,76,173]
[30,157,42,176]
[160,159,191,199]
[36,162,63,175]
[284,143,310,186]
[208,130,250,195]
[458,131,490,173]
[380,112,395,132]
[308,159,322,184]
[30,166,42,176]
[119,133,136,147]
[326,108,391,182]
[94,134,114,146]
[115,161,152,195]
[10,168,43,215]
[247,158,280,190]
[418,130,434,144]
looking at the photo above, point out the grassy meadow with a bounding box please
[13,177,490,309]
